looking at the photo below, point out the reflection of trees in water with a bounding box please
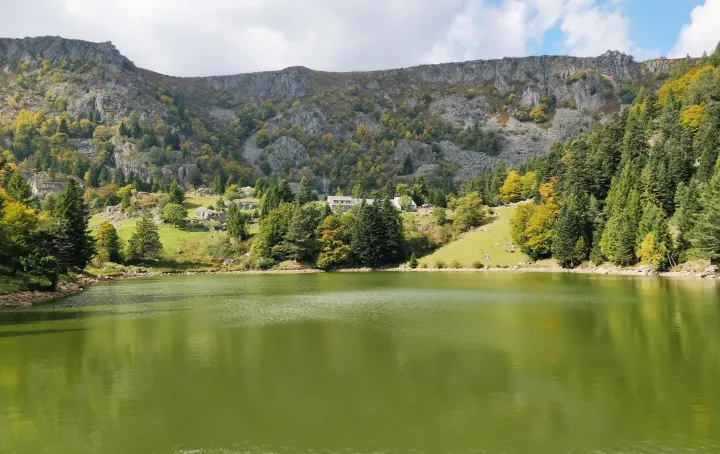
[1,274,719,453]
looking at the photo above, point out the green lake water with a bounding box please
[1,272,720,453]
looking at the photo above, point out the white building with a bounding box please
[327,196,416,212]
[392,197,417,211]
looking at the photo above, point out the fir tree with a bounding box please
[283,203,325,262]
[127,211,163,262]
[226,204,249,240]
[674,180,701,252]
[168,180,185,205]
[211,174,224,194]
[380,197,406,264]
[6,171,32,204]
[552,193,589,268]
[55,179,95,271]
[351,201,385,267]
[692,172,720,263]
[296,177,312,205]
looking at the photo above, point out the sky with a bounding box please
[1,0,719,77]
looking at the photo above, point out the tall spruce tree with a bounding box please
[296,177,312,205]
[168,180,185,204]
[211,174,224,194]
[351,201,385,267]
[6,171,32,204]
[226,203,249,240]
[552,193,590,268]
[283,203,325,262]
[380,197,406,264]
[692,171,720,263]
[55,178,95,271]
[127,211,163,262]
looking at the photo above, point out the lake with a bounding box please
[1,272,719,453]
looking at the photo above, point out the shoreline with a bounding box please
[2,265,717,309]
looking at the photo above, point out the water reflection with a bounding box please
[1,273,719,454]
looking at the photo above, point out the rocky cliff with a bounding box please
[0,36,693,188]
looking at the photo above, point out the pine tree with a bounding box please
[277,180,294,204]
[692,172,720,263]
[674,180,701,252]
[352,201,385,267]
[127,211,163,262]
[168,180,185,205]
[6,171,32,204]
[283,203,325,262]
[57,118,69,135]
[114,169,126,187]
[552,194,589,268]
[226,204,249,240]
[119,121,130,137]
[380,196,406,264]
[408,253,418,269]
[55,179,95,271]
[211,174,224,194]
[296,177,312,205]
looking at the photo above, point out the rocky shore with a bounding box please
[0,282,89,308]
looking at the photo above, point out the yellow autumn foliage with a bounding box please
[680,104,709,132]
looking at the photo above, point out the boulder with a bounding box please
[195,207,227,223]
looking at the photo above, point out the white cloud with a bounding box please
[0,0,653,76]
[669,0,720,58]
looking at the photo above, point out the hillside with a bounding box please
[0,36,694,197]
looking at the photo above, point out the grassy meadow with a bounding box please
[418,204,531,268]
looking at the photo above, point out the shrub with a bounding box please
[465,88,478,100]
[419,262,428,269]
[472,261,485,269]
[434,261,445,269]
[450,260,462,269]
[408,253,419,269]
[530,107,547,123]
[514,108,530,122]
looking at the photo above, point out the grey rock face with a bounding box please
[266,136,308,173]
[27,172,67,199]
[0,36,133,71]
[430,94,492,128]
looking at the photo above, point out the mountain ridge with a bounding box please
[0,35,697,194]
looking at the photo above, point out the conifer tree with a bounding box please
[168,180,185,205]
[55,178,95,271]
[127,211,163,262]
[552,193,589,268]
[226,203,249,240]
[296,177,312,205]
[674,180,701,252]
[352,201,385,267]
[211,174,224,194]
[692,172,720,263]
[380,197,406,264]
[6,171,32,204]
[283,203,325,261]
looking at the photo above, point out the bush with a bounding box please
[434,261,445,269]
[465,88,478,100]
[514,108,530,122]
[161,203,187,227]
[530,107,547,123]
[419,262,428,269]
[472,261,485,269]
[408,253,418,269]
[450,260,462,269]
